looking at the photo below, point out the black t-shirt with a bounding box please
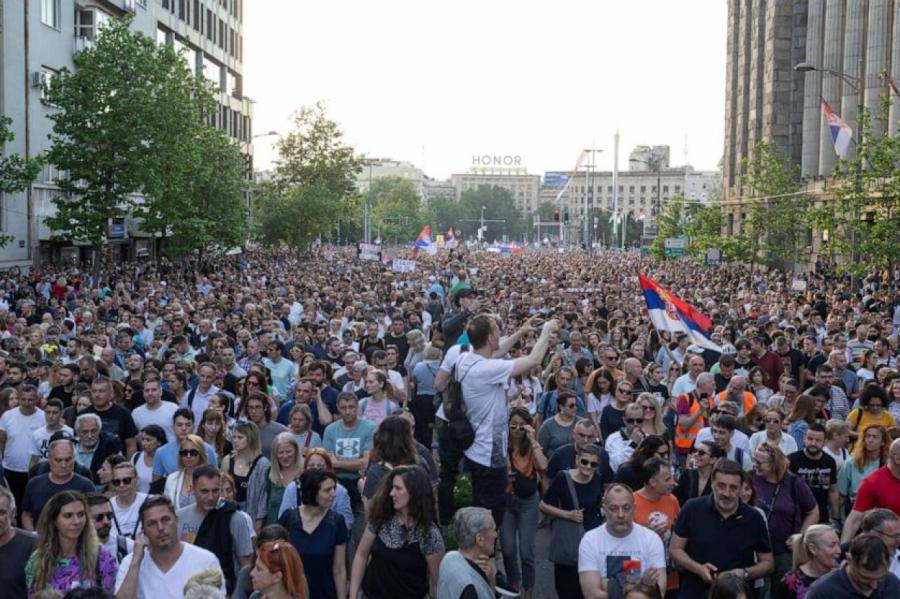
[384,332,410,363]
[47,385,74,408]
[21,473,96,520]
[788,450,837,523]
[82,403,138,446]
[543,470,606,531]
[599,405,626,441]
[0,530,36,599]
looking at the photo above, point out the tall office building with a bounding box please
[0,0,253,266]
[722,0,900,242]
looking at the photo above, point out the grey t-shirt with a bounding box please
[538,417,575,459]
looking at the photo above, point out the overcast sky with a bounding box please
[244,1,727,180]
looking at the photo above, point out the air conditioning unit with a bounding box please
[31,71,48,88]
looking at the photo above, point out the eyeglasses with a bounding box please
[245,380,260,386]
[618,389,632,395]
[765,418,781,424]
[93,512,113,522]
[579,458,600,468]
[695,450,711,457]
[564,403,577,409]
[641,405,656,412]
[110,477,133,487]
[509,424,525,431]
[179,449,201,457]
[625,418,644,424]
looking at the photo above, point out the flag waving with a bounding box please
[822,100,853,158]
[639,274,721,352]
[445,227,457,249]
[414,225,437,255]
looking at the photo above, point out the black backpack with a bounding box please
[442,345,477,450]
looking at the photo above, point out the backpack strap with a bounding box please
[187,386,198,408]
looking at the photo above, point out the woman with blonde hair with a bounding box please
[25,491,117,595]
[286,403,322,456]
[222,421,271,528]
[774,524,840,599]
[636,392,667,438]
[837,423,890,512]
[164,433,209,510]
[264,433,304,526]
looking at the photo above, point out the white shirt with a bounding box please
[182,384,220,426]
[748,430,798,455]
[578,522,666,578]
[0,407,45,471]
[455,351,514,468]
[132,401,178,442]
[671,373,698,397]
[115,542,223,598]
[605,430,635,472]
[112,493,148,538]
[695,427,750,453]
[30,424,74,461]
[102,530,134,557]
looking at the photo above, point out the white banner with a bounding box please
[392,258,417,273]
[359,243,380,261]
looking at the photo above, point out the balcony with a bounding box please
[74,36,95,52]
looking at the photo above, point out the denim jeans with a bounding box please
[499,491,540,592]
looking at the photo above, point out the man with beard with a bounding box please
[789,423,839,525]
[87,493,133,563]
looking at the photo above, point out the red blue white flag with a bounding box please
[414,225,437,255]
[822,100,852,158]
[639,274,721,352]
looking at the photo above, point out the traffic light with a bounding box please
[564,210,570,225]
[554,207,560,222]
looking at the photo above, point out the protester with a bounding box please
[108,462,147,538]
[437,507,498,599]
[788,424,839,525]
[199,408,233,464]
[773,524,841,599]
[806,532,900,597]
[249,540,307,599]
[674,440,724,505]
[837,424,890,522]
[133,425,166,494]
[221,422,270,526]
[163,433,208,510]
[276,448,354,532]
[85,493,132,565]
[263,433,303,526]
[21,438,95,531]
[0,486,36,599]
[841,438,900,542]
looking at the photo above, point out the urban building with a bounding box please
[0,0,253,267]
[450,166,541,216]
[628,145,670,171]
[721,0,900,254]
[422,177,455,204]
[356,158,424,195]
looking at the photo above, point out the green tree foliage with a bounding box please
[0,117,43,247]
[427,197,463,235]
[255,103,361,249]
[649,196,736,261]
[738,140,809,268]
[43,19,214,246]
[371,177,428,244]
[457,185,524,241]
[163,126,248,258]
[809,95,900,276]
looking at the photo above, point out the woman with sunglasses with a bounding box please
[749,409,798,456]
[250,540,308,599]
[109,462,146,539]
[615,435,670,492]
[636,392,667,439]
[674,440,725,505]
[599,379,634,441]
[500,407,547,599]
[737,403,767,438]
[540,443,606,599]
[538,391,579,459]
[164,433,208,510]
[752,443,819,585]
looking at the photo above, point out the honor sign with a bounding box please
[469,155,527,175]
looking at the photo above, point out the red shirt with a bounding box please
[752,350,783,391]
[852,465,900,515]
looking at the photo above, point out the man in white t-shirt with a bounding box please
[440,315,557,528]
[0,384,45,507]
[578,484,667,598]
[115,495,224,599]
[182,363,221,426]
[29,397,73,467]
[132,379,177,442]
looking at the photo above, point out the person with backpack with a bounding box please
[358,370,400,426]
[86,492,133,564]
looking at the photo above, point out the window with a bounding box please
[179,0,186,20]
[40,67,60,102]
[193,1,201,30]
[640,186,646,193]
[41,0,60,28]
[674,185,681,193]
[204,56,222,90]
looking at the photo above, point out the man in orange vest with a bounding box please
[674,372,716,466]
[714,376,756,418]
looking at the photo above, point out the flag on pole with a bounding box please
[413,225,437,255]
[553,149,588,203]
[445,228,457,249]
[639,274,722,352]
[822,100,853,158]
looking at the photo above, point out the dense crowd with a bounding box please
[0,247,898,599]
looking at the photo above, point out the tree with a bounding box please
[739,140,809,269]
[162,126,248,258]
[256,103,360,250]
[43,18,210,246]
[371,177,428,245]
[457,186,525,242]
[0,117,43,247]
[808,94,900,277]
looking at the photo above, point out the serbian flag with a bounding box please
[639,274,721,352]
[413,225,437,255]
[822,100,852,158]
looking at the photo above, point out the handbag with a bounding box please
[548,470,585,566]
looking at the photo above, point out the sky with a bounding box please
[244,1,727,180]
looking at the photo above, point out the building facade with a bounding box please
[356,158,424,195]
[450,168,541,216]
[722,0,900,249]
[0,0,253,267]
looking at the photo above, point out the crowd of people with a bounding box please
[0,246,898,599]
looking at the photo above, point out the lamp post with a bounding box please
[794,61,863,288]
[583,148,603,252]
[247,131,280,243]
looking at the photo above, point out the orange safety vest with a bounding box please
[714,390,757,417]
[674,392,712,451]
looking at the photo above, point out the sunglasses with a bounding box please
[641,405,656,412]
[765,418,781,424]
[93,512,113,522]
[695,450,711,457]
[625,418,644,424]
[509,424,525,431]
[110,477,133,487]
[179,449,200,457]
[579,458,600,468]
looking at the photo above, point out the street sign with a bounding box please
[664,237,687,258]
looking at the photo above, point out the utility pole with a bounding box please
[583,148,603,252]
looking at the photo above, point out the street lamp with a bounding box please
[629,155,663,241]
[794,60,863,287]
[583,148,603,252]
[480,205,486,242]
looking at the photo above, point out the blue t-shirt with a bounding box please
[262,358,297,399]
[151,440,219,477]
[279,509,349,599]
[322,419,375,481]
